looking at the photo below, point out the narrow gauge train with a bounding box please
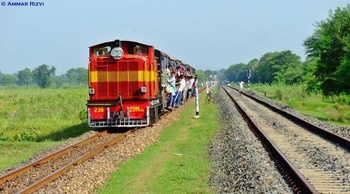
[86,39,195,127]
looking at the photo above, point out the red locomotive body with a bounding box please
[87,39,195,128]
[87,40,161,127]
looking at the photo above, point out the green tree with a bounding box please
[224,63,249,83]
[224,64,236,82]
[33,64,56,88]
[216,68,227,82]
[302,58,321,93]
[17,68,33,86]
[246,59,259,83]
[255,51,302,84]
[66,67,88,85]
[255,52,276,84]
[195,70,206,83]
[273,50,303,84]
[52,75,66,88]
[0,73,18,86]
[304,5,350,95]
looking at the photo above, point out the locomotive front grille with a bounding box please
[88,107,150,128]
[90,118,148,127]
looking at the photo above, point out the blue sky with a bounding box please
[0,1,348,75]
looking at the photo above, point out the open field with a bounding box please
[0,87,90,170]
[247,83,350,126]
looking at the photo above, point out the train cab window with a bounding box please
[133,45,148,56]
[93,47,111,56]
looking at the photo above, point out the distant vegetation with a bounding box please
[224,5,350,97]
[0,65,87,88]
[226,4,350,126]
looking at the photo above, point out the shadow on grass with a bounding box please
[36,123,133,142]
[36,123,94,142]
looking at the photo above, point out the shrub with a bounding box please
[275,89,282,100]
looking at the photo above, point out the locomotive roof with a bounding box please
[89,40,152,48]
[155,49,170,58]
[89,40,194,71]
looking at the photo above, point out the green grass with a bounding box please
[248,83,350,126]
[0,87,91,170]
[0,87,89,141]
[98,90,218,194]
[0,141,60,169]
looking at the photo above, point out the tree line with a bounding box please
[224,4,350,96]
[0,64,87,88]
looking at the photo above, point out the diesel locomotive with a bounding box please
[86,39,195,127]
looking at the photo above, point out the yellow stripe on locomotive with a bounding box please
[89,70,156,83]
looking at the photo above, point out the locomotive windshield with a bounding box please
[91,41,151,57]
[125,43,148,55]
[93,46,112,56]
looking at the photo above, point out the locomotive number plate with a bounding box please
[130,106,144,112]
[93,107,105,113]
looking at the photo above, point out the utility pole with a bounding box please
[247,69,251,87]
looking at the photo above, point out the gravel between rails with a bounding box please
[208,87,350,193]
[246,90,350,140]
[208,87,293,193]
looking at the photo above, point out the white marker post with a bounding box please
[194,87,200,118]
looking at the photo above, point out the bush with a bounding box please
[13,132,37,141]
[338,93,350,105]
[275,89,282,100]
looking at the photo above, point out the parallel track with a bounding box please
[222,85,350,193]
[0,129,133,193]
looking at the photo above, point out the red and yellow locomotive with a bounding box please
[86,39,194,127]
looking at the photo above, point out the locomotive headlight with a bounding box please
[141,86,147,93]
[110,47,123,60]
[89,88,95,95]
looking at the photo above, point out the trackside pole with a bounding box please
[194,87,200,118]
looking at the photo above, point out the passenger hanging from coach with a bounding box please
[182,76,190,104]
[188,75,194,99]
[166,65,173,78]
[191,75,198,97]
[167,71,176,110]
[175,75,186,107]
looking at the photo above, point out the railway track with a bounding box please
[222,85,350,193]
[0,129,133,193]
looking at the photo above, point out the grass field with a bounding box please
[246,83,350,126]
[0,87,90,170]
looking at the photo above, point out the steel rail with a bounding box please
[229,85,350,150]
[0,130,108,185]
[222,85,318,193]
[17,130,132,194]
